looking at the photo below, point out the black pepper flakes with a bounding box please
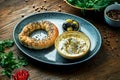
[58,5,61,8]
[44,7,47,10]
[116,39,119,42]
[35,8,39,11]
[33,5,35,8]
[58,8,61,12]
[116,54,120,57]
[63,0,66,2]
[106,39,110,43]
[44,0,47,3]
[111,47,114,50]
[40,6,44,10]
[38,10,41,12]
[25,0,28,2]
[106,43,110,46]
[103,35,107,39]
[21,15,25,18]
[107,9,120,21]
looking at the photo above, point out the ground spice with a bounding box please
[106,9,120,21]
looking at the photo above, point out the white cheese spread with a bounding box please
[58,37,88,55]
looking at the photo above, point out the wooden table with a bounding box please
[0,0,120,80]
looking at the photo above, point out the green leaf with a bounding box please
[3,39,14,48]
[1,69,6,76]
[67,0,74,3]
[0,39,28,78]
[7,51,13,58]
[18,57,28,66]
[0,44,4,52]
[67,0,116,11]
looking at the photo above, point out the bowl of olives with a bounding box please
[62,19,80,32]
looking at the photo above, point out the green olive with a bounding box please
[72,21,79,27]
[67,27,73,31]
[66,19,73,23]
[62,19,80,31]
[62,22,71,31]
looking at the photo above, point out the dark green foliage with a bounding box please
[67,0,116,10]
[0,39,14,52]
[0,39,28,77]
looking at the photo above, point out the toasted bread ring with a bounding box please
[19,21,59,49]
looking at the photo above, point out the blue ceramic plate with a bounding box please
[13,12,102,66]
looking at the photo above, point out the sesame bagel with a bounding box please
[18,21,59,49]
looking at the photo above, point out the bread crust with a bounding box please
[19,21,59,49]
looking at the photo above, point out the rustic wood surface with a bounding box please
[0,0,120,80]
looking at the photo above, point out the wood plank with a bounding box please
[0,0,120,80]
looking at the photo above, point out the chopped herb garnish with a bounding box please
[0,39,28,78]
[0,39,14,52]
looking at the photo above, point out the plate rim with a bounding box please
[13,11,102,66]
